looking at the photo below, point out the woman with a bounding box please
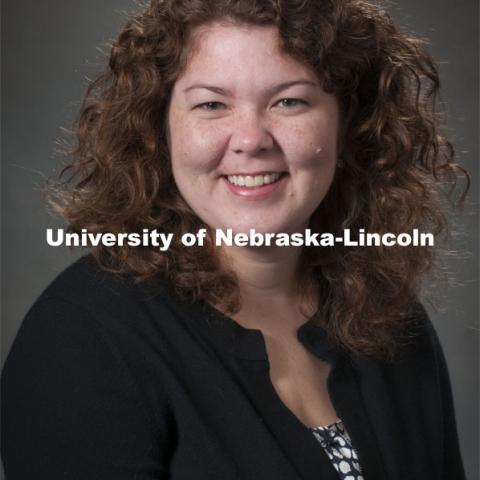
[1,0,468,479]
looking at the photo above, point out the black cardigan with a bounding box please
[1,255,466,479]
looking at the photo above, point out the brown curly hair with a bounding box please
[51,0,469,359]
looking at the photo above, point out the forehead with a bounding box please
[177,21,319,88]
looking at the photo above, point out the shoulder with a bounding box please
[36,254,140,311]
[4,255,177,419]
[399,301,444,365]
[349,301,454,427]
[2,257,174,477]
[7,255,182,378]
[26,254,176,331]
[351,301,446,376]
[8,255,154,365]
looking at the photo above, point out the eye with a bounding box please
[194,101,226,111]
[275,98,308,108]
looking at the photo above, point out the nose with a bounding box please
[228,110,274,156]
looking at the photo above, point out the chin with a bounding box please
[209,214,307,236]
[221,223,291,236]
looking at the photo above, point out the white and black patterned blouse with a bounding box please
[310,419,365,480]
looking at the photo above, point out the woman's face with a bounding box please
[168,22,340,235]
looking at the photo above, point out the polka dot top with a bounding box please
[310,419,365,480]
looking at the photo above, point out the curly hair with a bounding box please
[51,0,469,360]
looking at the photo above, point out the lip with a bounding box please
[222,172,288,199]
[222,171,284,177]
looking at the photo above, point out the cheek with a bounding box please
[282,120,339,172]
[170,118,227,174]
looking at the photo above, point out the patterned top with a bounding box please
[310,419,365,480]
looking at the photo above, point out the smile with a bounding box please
[222,172,287,199]
[226,172,283,187]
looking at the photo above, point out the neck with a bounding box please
[219,245,317,332]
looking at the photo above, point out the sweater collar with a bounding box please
[190,300,340,364]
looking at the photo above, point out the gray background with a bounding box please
[2,1,478,478]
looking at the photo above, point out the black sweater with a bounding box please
[1,255,466,479]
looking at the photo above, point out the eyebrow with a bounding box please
[183,80,318,96]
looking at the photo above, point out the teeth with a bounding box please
[246,176,255,187]
[227,172,281,187]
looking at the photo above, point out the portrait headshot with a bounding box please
[1,0,478,479]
